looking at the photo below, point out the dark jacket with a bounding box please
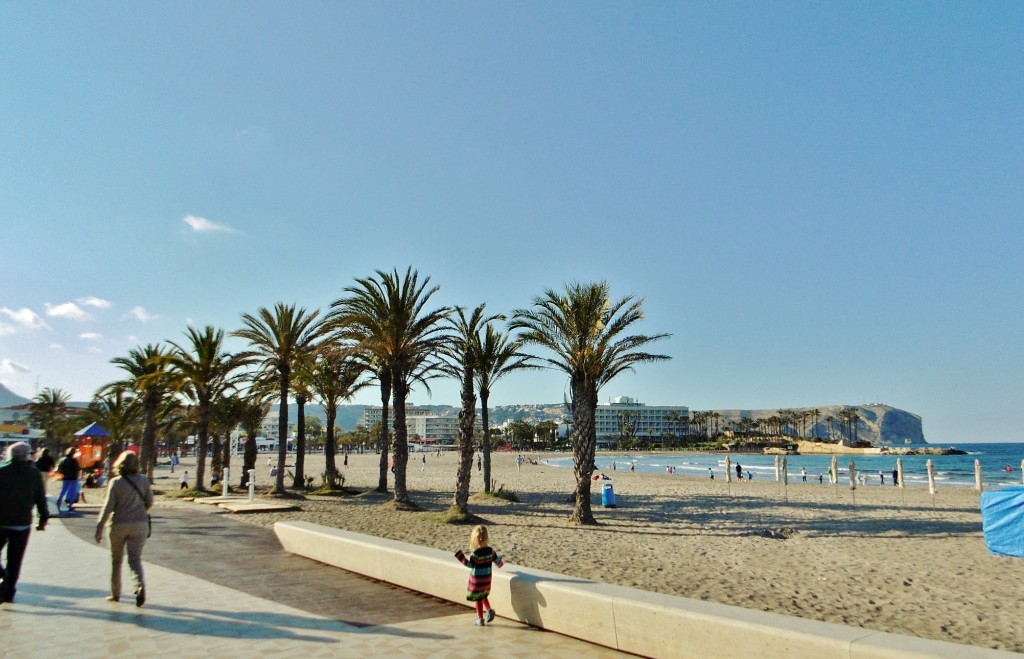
[0,461,50,528]
[57,455,81,481]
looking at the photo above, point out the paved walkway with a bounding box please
[0,499,625,658]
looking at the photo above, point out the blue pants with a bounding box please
[57,480,81,511]
[0,527,31,602]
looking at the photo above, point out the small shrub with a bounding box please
[489,483,520,503]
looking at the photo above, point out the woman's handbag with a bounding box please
[124,476,153,538]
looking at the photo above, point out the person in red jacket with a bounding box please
[454,525,504,626]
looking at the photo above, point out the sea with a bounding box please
[545,442,1024,491]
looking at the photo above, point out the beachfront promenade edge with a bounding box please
[273,521,1021,659]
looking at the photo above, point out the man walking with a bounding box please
[0,442,50,604]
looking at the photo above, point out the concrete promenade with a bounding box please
[0,500,623,658]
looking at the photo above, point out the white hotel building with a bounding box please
[594,397,689,449]
[363,405,481,445]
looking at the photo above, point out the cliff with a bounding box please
[714,404,925,445]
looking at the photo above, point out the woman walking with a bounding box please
[95,450,153,606]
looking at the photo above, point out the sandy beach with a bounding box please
[158,450,1023,653]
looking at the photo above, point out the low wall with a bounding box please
[274,521,1019,659]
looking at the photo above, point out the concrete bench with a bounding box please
[273,521,1019,659]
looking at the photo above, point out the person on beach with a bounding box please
[879,470,885,485]
[708,467,714,480]
[477,455,482,472]
[454,525,504,626]
[801,467,807,482]
[892,468,899,486]
[180,470,189,490]
[421,454,426,472]
[56,447,82,514]
[95,450,154,607]
[0,442,49,604]
[735,463,742,480]
[516,454,524,472]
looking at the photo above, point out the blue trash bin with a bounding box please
[602,483,616,508]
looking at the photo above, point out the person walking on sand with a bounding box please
[421,454,426,472]
[455,525,504,626]
[180,470,189,490]
[56,447,82,514]
[95,450,154,607]
[800,466,807,482]
[735,463,742,480]
[708,467,714,480]
[892,467,899,486]
[0,442,49,604]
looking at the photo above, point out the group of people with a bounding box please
[0,442,154,608]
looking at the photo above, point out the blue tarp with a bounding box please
[981,486,1024,558]
[73,422,110,437]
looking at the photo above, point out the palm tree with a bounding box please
[308,344,366,489]
[109,344,174,479]
[166,325,243,490]
[289,349,317,489]
[475,322,534,493]
[28,387,73,452]
[234,304,327,494]
[329,268,451,505]
[440,304,497,515]
[236,389,273,487]
[512,281,670,525]
[88,385,141,458]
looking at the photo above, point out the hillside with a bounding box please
[0,383,31,407]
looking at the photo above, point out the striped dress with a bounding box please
[455,547,504,601]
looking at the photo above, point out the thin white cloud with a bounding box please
[49,343,64,350]
[1,307,50,329]
[0,322,15,336]
[78,296,112,309]
[46,302,93,321]
[1,358,30,374]
[79,332,102,341]
[129,306,159,323]
[184,214,237,234]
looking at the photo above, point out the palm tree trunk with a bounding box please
[324,405,338,487]
[220,432,231,486]
[570,382,598,525]
[392,377,410,504]
[376,375,391,493]
[452,357,476,514]
[211,433,222,478]
[293,395,306,488]
[141,396,159,481]
[481,390,492,494]
[196,399,210,489]
[241,433,256,487]
[274,371,289,493]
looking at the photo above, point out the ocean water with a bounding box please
[546,442,1024,490]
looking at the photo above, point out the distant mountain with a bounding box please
[0,383,31,407]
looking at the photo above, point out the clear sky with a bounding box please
[2,3,1021,443]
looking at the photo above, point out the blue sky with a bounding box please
[2,3,1021,442]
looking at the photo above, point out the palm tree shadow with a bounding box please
[18,584,451,642]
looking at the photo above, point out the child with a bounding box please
[454,525,504,626]
[180,470,189,490]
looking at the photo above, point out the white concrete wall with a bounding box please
[274,521,1020,659]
